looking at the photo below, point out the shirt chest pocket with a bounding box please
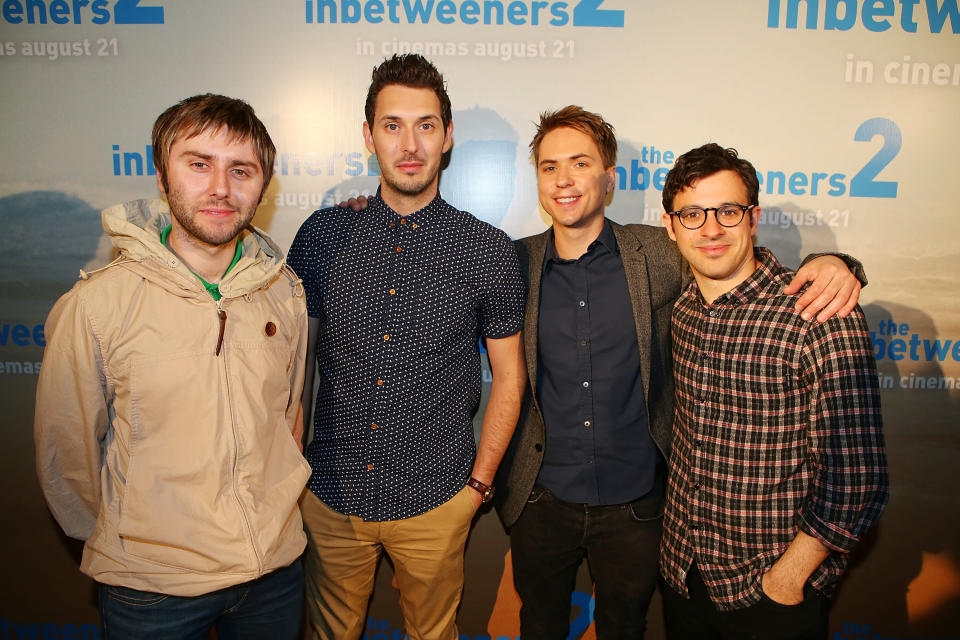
[712,356,807,419]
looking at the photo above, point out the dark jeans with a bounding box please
[510,483,664,640]
[662,565,829,640]
[98,560,303,640]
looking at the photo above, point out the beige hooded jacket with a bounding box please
[34,199,311,596]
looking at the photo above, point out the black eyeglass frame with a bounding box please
[667,204,757,230]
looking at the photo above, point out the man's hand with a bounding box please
[783,255,860,323]
[467,486,483,510]
[761,566,805,605]
[337,195,369,211]
[760,530,829,605]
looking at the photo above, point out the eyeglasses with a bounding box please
[667,204,755,230]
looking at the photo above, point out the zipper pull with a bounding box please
[216,308,227,356]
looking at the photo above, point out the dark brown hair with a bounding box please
[662,143,759,212]
[364,54,452,130]
[152,94,276,201]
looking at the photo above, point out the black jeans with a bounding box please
[510,482,664,639]
[662,565,829,640]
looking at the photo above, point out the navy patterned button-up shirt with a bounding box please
[288,191,525,521]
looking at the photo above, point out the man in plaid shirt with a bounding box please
[658,143,889,640]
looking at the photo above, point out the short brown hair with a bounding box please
[529,105,617,168]
[152,94,276,201]
[662,143,760,212]
[364,54,452,130]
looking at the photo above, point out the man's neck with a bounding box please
[380,181,438,217]
[694,257,760,305]
[551,215,606,260]
[167,226,238,284]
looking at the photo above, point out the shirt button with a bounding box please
[694,439,702,448]
[389,221,395,228]
[389,288,396,295]
[376,379,384,386]
[580,339,588,347]
[412,223,418,229]
[708,310,717,318]
[583,420,591,428]
[578,300,586,307]
[383,334,390,341]
[366,463,374,470]
[692,484,701,492]
[586,457,593,464]
[371,423,379,430]
[689,522,700,531]
[582,381,589,388]
[395,246,403,253]
[400,219,407,225]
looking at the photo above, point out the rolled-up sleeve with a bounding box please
[798,308,888,553]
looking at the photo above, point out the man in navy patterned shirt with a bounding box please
[287,55,526,640]
[658,144,888,640]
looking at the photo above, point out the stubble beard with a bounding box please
[382,156,438,198]
[166,185,256,248]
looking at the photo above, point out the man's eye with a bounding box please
[232,169,248,177]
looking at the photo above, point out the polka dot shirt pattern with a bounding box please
[288,192,525,521]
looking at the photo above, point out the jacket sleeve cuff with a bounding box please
[800,252,868,287]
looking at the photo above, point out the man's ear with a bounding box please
[749,205,761,235]
[362,121,376,155]
[442,121,454,154]
[662,212,678,241]
[156,172,166,195]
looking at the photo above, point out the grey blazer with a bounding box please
[494,221,686,528]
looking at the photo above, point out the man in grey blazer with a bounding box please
[493,106,863,639]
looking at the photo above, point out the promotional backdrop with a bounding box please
[2,1,958,638]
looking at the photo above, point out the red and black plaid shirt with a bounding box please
[660,248,888,611]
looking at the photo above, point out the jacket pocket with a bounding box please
[117,350,252,574]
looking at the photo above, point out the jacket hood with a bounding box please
[100,199,289,300]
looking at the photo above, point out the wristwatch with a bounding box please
[466,477,495,503]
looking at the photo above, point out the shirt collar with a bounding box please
[365,186,446,226]
[682,247,784,308]
[543,218,618,266]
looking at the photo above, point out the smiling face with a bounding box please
[536,126,615,235]
[158,126,263,248]
[363,84,453,214]
[662,169,760,303]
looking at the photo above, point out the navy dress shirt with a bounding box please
[287,191,525,521]
[536,220,658,505]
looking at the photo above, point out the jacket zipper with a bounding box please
[216,305,227,356]
[215,297,264,575]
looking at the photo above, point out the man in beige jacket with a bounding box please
[34,94,310,640]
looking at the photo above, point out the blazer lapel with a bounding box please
[521,230,548,397]
[612,222,653,400]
